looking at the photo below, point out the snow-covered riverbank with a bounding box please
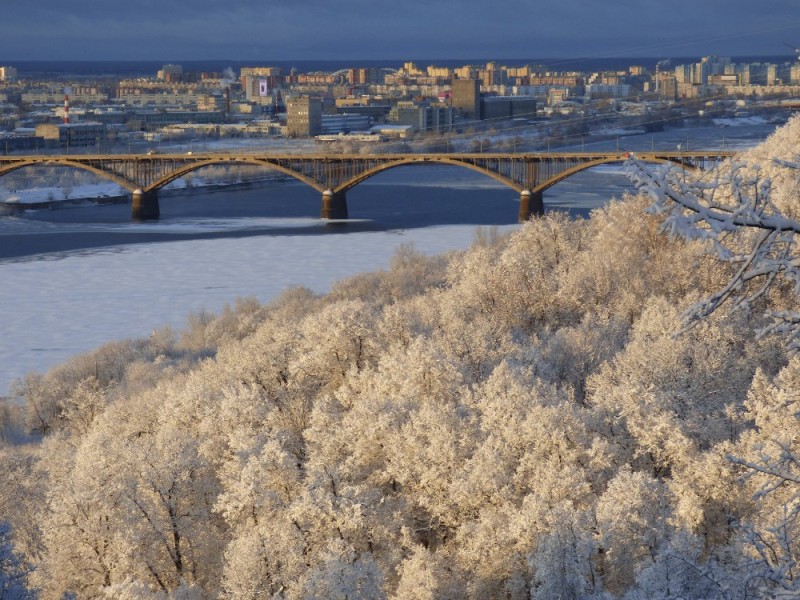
[0,119,784,397]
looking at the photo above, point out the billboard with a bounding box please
[258,79,269,97]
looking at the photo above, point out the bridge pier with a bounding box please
[321,189,348,220]
[131,189,159,221]
[519,189,543,222]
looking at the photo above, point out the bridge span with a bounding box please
[0,151,734,221]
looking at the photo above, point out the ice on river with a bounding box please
[0,221,517,396]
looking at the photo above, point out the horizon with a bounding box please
[4,54,798,78]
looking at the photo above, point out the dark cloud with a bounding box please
[1,0,799,60]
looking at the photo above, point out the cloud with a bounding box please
[1,0,799,60]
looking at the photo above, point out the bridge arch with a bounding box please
[0,158,138,192]
[334,156,522,194]
[0,150,731,222]
[145,157,327,193]
[531,154,682,193]
[331,153,700,196]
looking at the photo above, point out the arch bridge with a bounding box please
[0,151,734,221]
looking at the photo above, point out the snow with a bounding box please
[0,222,517,396]
[593,127,648,136]
[711,115,769,127]
[1,182,125,204]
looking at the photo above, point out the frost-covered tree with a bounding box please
[298,539,385,600]
[626,114,800,349]
[595,467,670,593]
[0,522,35,600]
[725,358,800,596]
[12,117,800,599]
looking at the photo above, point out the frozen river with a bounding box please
[0,120,782,396]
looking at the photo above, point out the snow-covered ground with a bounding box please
[1,182,125,205]
[593,127,648,136]
[711,115,769,127]
[0,175,286,206]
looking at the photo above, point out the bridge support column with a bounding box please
[321,189,348,220]
[519,189,543,222]
[131,189,159,221]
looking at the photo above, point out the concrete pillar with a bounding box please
[518,189,543,222]
[321,189,348,220]
[131,188,159,221]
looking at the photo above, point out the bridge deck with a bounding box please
[0,150,735,221]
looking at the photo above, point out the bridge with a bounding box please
[0,151,734,221]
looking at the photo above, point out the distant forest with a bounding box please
[9,56,796,78]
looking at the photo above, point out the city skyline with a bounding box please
[1,0,799,62]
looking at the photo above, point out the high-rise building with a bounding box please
[454,65,477,80]
[286,96,322,137]
[482,61,501,87]
[243,77,274,104]
[657,73,678,101]
[156,64,183,82]
[0,66,17,82]
[766,63,778,86]
[241,67,283,89]
[347,68,380,85]
[426,66,453,80]
[791,63,800,85]
[401,62,424,76]
[451,79,481,120]
[674,64,692,84]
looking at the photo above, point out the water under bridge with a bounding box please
[0,151,734,221]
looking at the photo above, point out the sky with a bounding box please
[1,0,799,63]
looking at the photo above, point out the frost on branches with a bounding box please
[626,114,800,350]
[2,119,800,599]
[625,115,800,598]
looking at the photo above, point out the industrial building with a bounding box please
[286,96,322,137]
[320,113,372,134]
[481,96,537,121]
[127,110,224,131]
[35,122,106,148]
[391,102,454,133]
[0,132,43,154]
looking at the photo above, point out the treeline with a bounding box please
[1,119,799,599]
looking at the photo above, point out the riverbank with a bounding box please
[0,117,786,396]
[0,174,293,215]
